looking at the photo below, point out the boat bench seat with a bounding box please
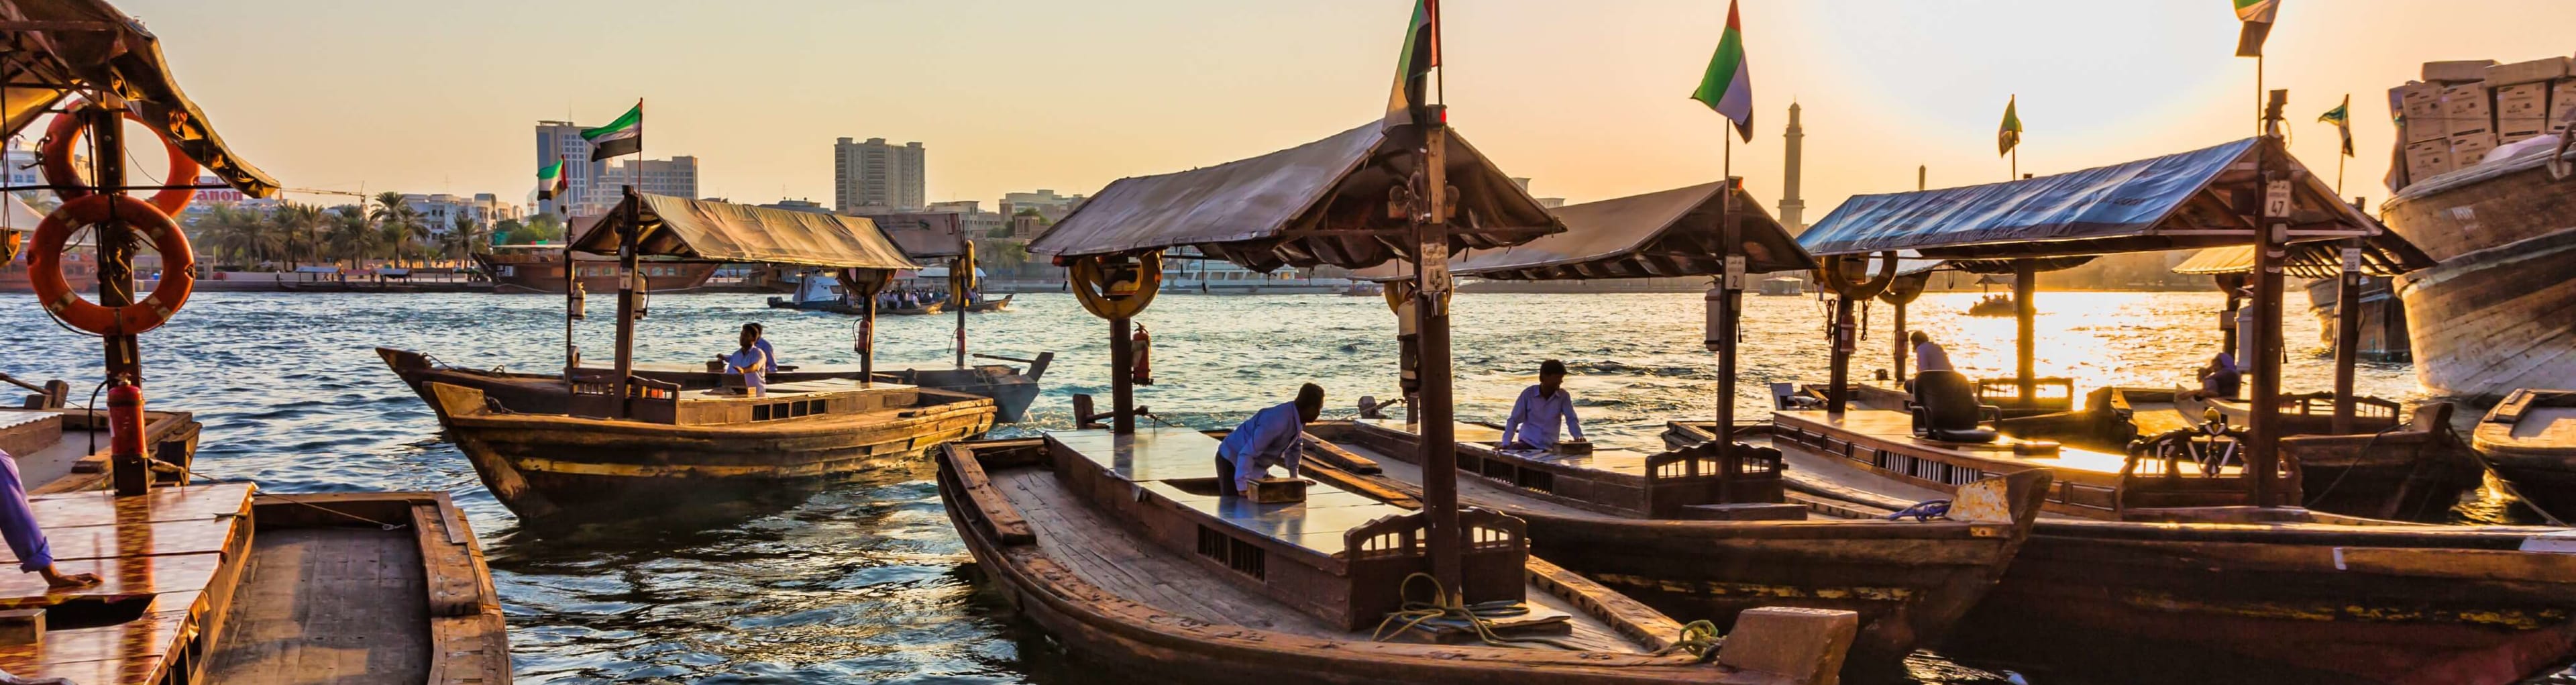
[1044,427,1527,631]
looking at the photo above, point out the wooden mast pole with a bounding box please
[862,272,877,387]
[1416,110,1463,599]
[612,188,639,417]
[2014,258,2037,410]
[1713,180,1742,454]
[2332,238,2363,433]
[2249,89,2291,507]
[1110,312,1134,435]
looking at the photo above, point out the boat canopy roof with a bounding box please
[1027,121,1561,271]
[2169,228,2436,278]
[1366,181,1815,282]
[857,212,970,259]
[571,193,922,270]
[0,0,278,198]
[1799,138,2377,260]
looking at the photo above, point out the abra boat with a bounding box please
[0,3,511,680]
[1687,127,2576,684]
[2479,388,2576,519]
[381,351,1051,425]
[955,48,1861,678]
[1336,181,2047,674]
[2379,119,2576,400]
[390,192,996,519]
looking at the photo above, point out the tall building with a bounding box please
[402,193,524,235]
[1778,102,1807,233]
[597,156,699,201]
[533,121,594,216]
[928,200,1006,237]
[835,138,926,212]
[998,189,1085,222]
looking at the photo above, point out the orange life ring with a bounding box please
[29,195,196,335]
[42,107,200,215]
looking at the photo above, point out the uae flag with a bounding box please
[2233,0,2278,57]
[535,159,570,200]
[1382,0,1440,130]
[1690,0,1754,142]
[2319,94,2353,156]
[1998,96,2023,156]
[582,101,643,159]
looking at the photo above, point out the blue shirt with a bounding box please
[0,451,54,572]
[754,338,780,370]
[1218,402,1305,494]
[1501,384,1583,449]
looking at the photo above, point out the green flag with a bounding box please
[2234,0,2279,57]
[582,101,643,159]
[1998,96,2023,156]
[535,159,570,200]
[1381,0,1440,130]
[1689,0,1754,142]
[2319,95,2352,157]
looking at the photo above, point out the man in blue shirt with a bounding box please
[747,323,781,371]
[0,450,99,589]
[1215,384,1324,498]
[1501,360,1583,450]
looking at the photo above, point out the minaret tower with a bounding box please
[1779,102,1807,233]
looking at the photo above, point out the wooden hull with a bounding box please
[2477,389,2576,519]
[208,492,513,684]
[2381,152,2576,400]
[1320,421,2044,674]
[1695,417,2576,684]
[2307,276,2412,360]
[423,380,991,519]
[376,348,1042,425]
[935,438,1851,685]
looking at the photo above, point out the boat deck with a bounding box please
[0,483,255,684]
[1427,421,1664,475]
[1772,409,2210,476]
[1048,429,1454,558]
[204,525,430,684]
[991,463,1647,651]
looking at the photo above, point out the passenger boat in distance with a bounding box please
[1335,181,2047,674]
[961,53,1862,678]
[387,192,996,519]
[2478,388,2576,520]
[477,243,718,295]
[1686,127,2576,684]
[382,351,1050,425]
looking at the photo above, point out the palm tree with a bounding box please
[328,206,378,268]
[368,191,424,267]
[270,202,325,270]
[443,211,489,264]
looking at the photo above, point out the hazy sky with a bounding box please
[112,0,2576,216]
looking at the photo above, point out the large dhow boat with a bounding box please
[383,191,996,519]
[1334,181,2048,676]
[940,65,1862,684]
[1671,101,2576,684]
[0,2,506,681]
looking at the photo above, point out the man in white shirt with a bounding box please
[718,325,769,397]
[1911,331,1953,373]
[1501,360,1583,450]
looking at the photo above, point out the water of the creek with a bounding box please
[0,289,2512,683]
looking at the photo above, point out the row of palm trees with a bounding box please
[189,191,559,270]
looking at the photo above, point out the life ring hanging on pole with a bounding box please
[42,107,201,216]
[1068,252,1162,320]
[28,194,197,335]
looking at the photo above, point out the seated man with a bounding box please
[748,322,782,371]
[1911,331,1953,373]
[716,325,770,397]
[2196,351,2242,399]
[1214,383,1323,498]
[1501,359,1583,450]
[1,449,100,590]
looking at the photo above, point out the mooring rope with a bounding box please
[1650,619,1724,662]
[1371,572,1582,651]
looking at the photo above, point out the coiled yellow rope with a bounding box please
[1369,572,1580,650]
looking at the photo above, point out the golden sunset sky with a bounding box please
[113,0,2576,215]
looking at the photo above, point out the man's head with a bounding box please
[1909,330,1930,346]
[1295,383,1326,423]
[1538,359,1568,394]
[739,326,759,350]
[747,323,765,339]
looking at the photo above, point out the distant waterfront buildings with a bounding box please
[1508,178,1565,209]
[3,136,86,204]
[759,199,833,214]
[835,137,925,212]
[1779,102,1807,233]
[533,121,594,216]
[402,193,524,235]
[537,120,698,215]
[926,200,1004,236]
[597,156,699,203]
[998,189,1085,222]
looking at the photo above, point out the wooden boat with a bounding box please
[1726,129,2576,684]
[943,433,1856,685]
[1332,181,2043,675]
[1309,419,2043,674]
[386,192,997,519]
[380,349,1048,425]
[989,74,1858,678]
[958,293,1012,312]
[2379,106,2576,400]
[0,483,511,684]
[476,243,718,294]
[2478,388,2576,519]
[1963,293,2015,317]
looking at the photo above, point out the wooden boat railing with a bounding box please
[1330,421,1790,521]
[2116,425,2304,517]
[1976,376,2074,415]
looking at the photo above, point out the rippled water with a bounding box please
[0,289,2448,683]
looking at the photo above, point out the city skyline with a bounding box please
[115,1,2576,218]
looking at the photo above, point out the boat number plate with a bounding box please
[2263,180,2292,218]
[1724,255,1746,290]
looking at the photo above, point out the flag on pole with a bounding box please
[582,101,643,159]
[1998,96,2023,156]
[535,159,570,201]
[2319,94,2353,156]
[1381,0,1440,130]
[2233,0,2279,57]
[1689,0,1755,142]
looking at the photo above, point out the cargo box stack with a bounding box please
[2388,55,2575,193]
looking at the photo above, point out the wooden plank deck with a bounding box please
[202,527,432,684]
[1773,409,2187,476]
[1362,420,1664,476]
[0,482,256,684]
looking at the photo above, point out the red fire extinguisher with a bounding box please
[107,382,146,462]
[1132,325,1154,386]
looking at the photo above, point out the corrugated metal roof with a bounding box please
[1027,121,1560,271]
[572,193,923,270]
